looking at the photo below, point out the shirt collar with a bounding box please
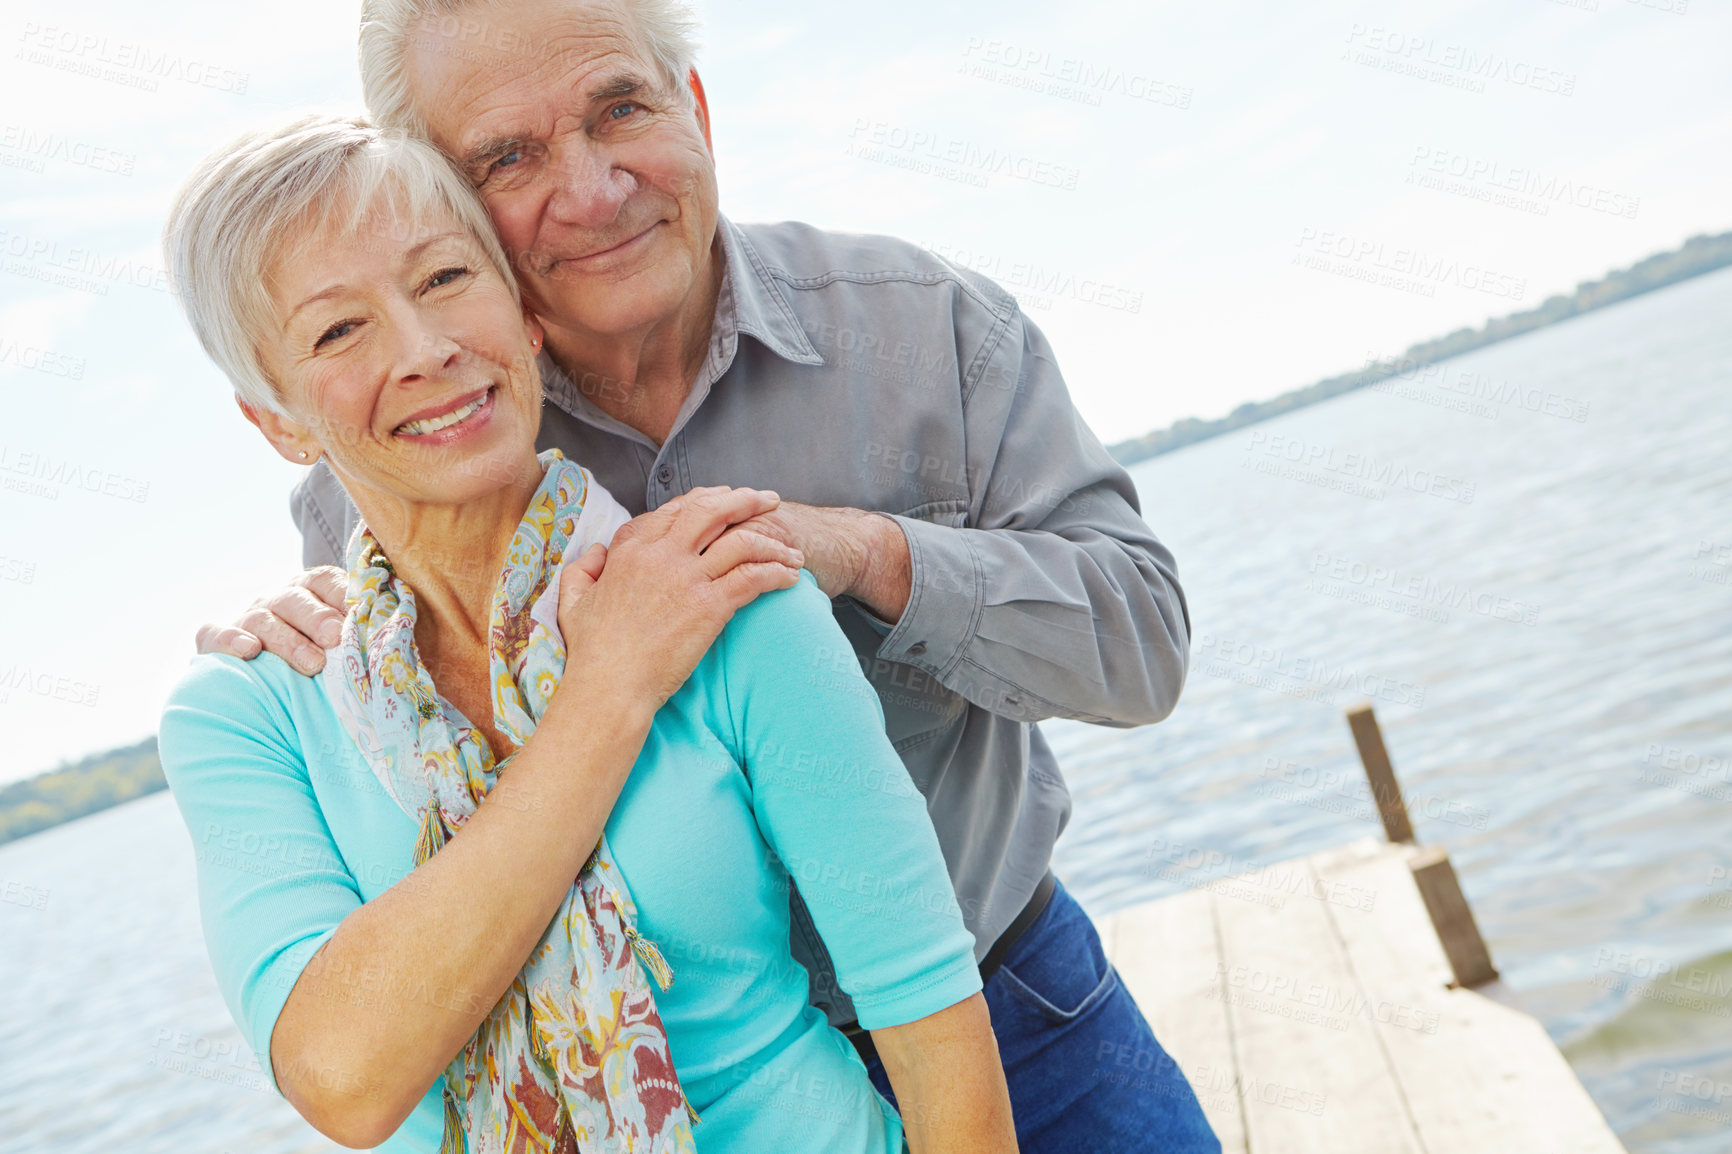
[713,214,823,368]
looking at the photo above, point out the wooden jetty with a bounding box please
[1097,704,1627,1154]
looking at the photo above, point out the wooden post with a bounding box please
[1345,703,1415,844]
[1408,845,1500,988]
[1343,702,1499,989]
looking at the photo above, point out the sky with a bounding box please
[1,0,1728,782]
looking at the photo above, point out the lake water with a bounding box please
[3,267,1728,1153]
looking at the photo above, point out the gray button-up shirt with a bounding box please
[290,216,1190,1024]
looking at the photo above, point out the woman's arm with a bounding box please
[277,489,800,1146]
[269,681,652,1147]
[873,994,1018,1153]
[166,488,800,1149]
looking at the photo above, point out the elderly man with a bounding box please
[206,0,1213,1149]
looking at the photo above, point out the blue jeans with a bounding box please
[866,880,1220,1153]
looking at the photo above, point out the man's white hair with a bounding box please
[161,113,518,415]
[359,0,702,136]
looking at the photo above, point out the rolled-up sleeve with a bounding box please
[721,575,983,1030]
[878,307,1190,727]
[158,654,362,1093]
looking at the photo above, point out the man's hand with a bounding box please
[194,487,803,680]
[195,567,347,676]
[729,501,913,621]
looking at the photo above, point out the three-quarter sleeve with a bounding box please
[158,654,364,1093]
[717,574,983,1031]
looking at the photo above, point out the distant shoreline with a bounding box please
[0,738,162,847]
[1108,230,1732,466]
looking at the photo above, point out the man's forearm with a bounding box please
[738,502,912,620]
[792,492,1189,727]
[848,511,913,622]
[879,511,1189,727]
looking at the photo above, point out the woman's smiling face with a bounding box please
[257,194,545,511]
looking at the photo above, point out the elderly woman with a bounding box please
[157,113,1017,1154]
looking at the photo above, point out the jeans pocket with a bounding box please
[996,954,1122,1024]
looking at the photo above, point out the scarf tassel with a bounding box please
[439,1086,465,1154]
[416,804,448,866]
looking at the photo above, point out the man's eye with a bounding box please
[491,149,523,173]
[426,266,471,291]
[314,321,358,350]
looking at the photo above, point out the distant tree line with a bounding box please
[0,738,164,846]
[1109,230,1732,466]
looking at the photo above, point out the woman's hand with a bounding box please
[554,486,804,710]
[872,994,1019,1153]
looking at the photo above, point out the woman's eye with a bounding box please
[426,266,470,291]
[314,321,357,350]
[608,102,639,121]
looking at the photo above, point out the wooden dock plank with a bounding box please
[1107,888,1248,1154]
[1093,837,1628,1154]
[1211,862,1424,1154]
[1314,844,1627,1154]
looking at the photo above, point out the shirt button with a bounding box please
[908,641,928,656]
[657,465,673,487]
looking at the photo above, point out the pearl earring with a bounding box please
[298,450,310,461]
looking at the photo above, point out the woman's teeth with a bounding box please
[398,391,488,437]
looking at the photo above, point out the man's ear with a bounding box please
[688,68,713,151]
[236,394,322,465]
[523,309,545,353]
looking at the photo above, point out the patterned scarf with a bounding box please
[321,449,696,1154]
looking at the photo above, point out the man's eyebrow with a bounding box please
[590,72,649,103]
[461,134,524,170]
[458,71,657,168]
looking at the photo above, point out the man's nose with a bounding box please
[545,146,635,230]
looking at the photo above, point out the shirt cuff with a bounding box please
[849,950,985,1032]
[249,927,337,1096]
[878,515,983,676]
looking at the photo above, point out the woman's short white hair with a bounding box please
[162,113,516,415]
[359,0,701,136]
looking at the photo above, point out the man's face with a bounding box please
[406,0,719,340]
